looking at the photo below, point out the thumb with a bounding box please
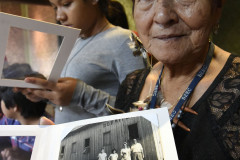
[40,116,55,125]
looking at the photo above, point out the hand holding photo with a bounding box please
[0,12,80,88]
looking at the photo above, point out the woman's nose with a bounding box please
[56,8,67,23]
[153,0,178,28]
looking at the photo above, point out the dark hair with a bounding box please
[107,1,129,29]
[0,88,46,119]
[213,0,223,8]
[0,63,47,119]
[111,148,117,153]
[99,0,110,16]
[83,0,109,16]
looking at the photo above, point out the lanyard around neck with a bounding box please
[149,42,215,121]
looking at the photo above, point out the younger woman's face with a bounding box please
[134,0,221,64]
[49,0,99,31]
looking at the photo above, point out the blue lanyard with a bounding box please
[149,42,214,121]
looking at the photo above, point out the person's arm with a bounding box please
[69,79,116,116]
[140,144,144,158]
[16,77,114,116]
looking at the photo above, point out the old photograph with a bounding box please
[59,116,163,160]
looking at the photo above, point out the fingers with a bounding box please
[34,77,77,106]
[14,88,45,103]
[25,77,57,91]
[31,89,53,101]
[15,77,77,106]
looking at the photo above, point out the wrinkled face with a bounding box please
[49,0,97,31]
[134,0,220,64]
[1,100,15,119]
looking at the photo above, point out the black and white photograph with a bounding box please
[0,136,35,160]
[0,108,177,160]
[58,116,163,160]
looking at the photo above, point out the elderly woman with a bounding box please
[113,0,240,159]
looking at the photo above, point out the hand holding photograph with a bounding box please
[0,12,80,88]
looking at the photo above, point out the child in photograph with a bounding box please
[120,142,131,160]
[98,148,107,160]
[108,148,118,160]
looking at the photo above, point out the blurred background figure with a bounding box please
[0,63,49,125]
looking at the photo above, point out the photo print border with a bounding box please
[0,12,80,88]
[0,125,44,160]
[0,109,178,160]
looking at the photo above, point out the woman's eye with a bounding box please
[50,3,57,11]
[137,0,154,3]
[136,0,155,10]
[176,0,196,5]
[63,2,72,7]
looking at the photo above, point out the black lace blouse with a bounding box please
[115,54,240,160]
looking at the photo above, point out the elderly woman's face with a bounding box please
[134,0,220,63]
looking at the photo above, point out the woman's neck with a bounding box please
[151,43,211,104]
[80,17,112,39]
[162,43,210,81]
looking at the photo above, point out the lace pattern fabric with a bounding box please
[115,54,240,159]
[208,56,240,159]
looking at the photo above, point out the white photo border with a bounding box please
[0,12,80,88]
[0,108,178,160]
